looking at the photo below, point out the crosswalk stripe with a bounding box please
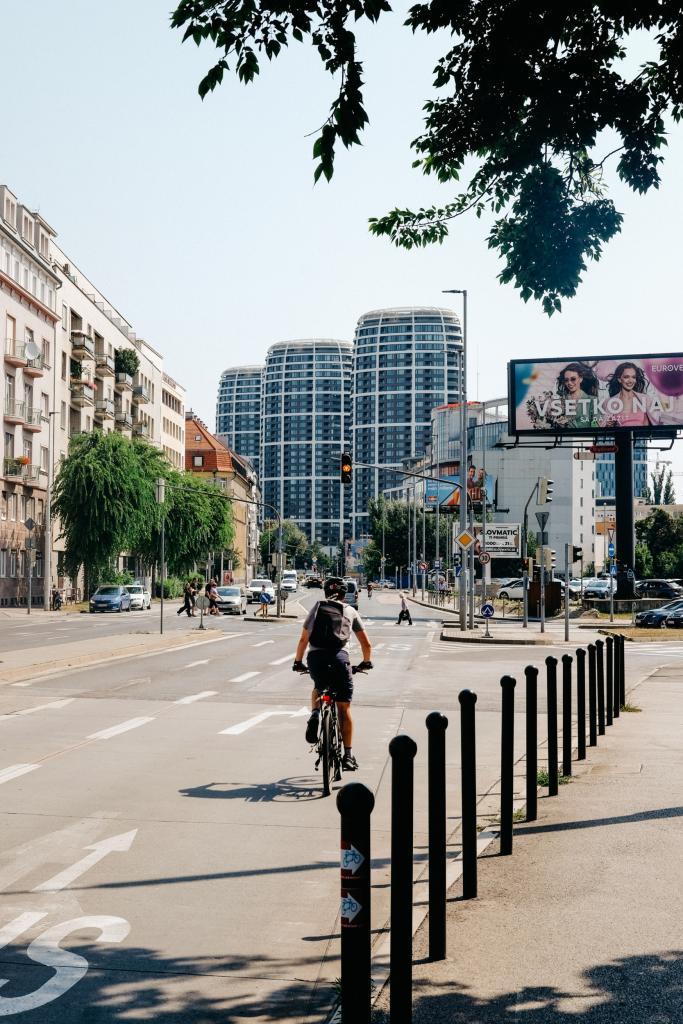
[229,671,261,683]
[0,764,40,785]
[88,717,155,741]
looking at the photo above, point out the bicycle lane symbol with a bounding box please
[0,827,136,1016]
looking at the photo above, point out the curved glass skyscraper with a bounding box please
[215,366,263,474]
[352,307,463,537]
[262,339,353,547]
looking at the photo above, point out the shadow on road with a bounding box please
[179,776,326,803]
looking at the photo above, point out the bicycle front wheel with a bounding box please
[321,710,332,797]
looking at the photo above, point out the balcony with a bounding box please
[94,399,115,420]
[23,408,44,433]
[23,354,44,378]
[4,338,27,367]
[3,457,24,478]
[132,420,150,438]
[132,384,150,404]
[4,400,25,424]
[115,412,133,432]
[22,464,42,484]
[114,372,133,392]
[71,331,95,361]
[70,378,96,408]
[95,353,115,378]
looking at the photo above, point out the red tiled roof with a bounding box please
[184,415,234,474]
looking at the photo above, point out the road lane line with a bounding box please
[87,717,155,741]
[269,655,294,666]
[252,640,274,648]
[174,691,218,705]
[229,671,261,683]
[11,682,33,688]
[0,764,40,785]
[184,659,210,668]
[0,699,74,721]
[221,707,308,735]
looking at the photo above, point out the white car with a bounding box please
[281,571,298,593]
[125,584,151,610]
[247,578,276,604]
[498,579,525,600]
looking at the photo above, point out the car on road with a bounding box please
[664,607,683,628]
[635,599,683,628]
[636,579,683,600]
[583,578,617,599]
[125,584,151,610]
[498,579,524,600]
[343,579,359,609]
[215,585,248,615]
[378,578,395,588]
[247,578,276,604]
[89,585,132,613]
[281,570,298,593]
[567,578,583,598]
[304,575,323,588]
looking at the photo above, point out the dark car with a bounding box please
[304,576,322,588]
[635,598,683,628]
[636,579,683,601]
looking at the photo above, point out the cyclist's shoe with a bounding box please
[342,752,359,771]
[305,713,319,744]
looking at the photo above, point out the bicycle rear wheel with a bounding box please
[321,709,332,796]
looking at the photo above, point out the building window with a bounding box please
[60,402,66,431]
[61,352,67,380]
[193,455,203,467]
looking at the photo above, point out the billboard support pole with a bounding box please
[442,288,468,631]
[614,430,635,599]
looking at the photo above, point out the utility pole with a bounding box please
[443,288,467,631]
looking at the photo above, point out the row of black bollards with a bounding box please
[336,633,628,1023]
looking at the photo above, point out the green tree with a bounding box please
[635,508,683,577]
[634,542,653,579]
[259,520,308,569]
[663,470,676,505]
[172,2,683,314]
[115,347,140,377]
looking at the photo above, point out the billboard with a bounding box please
[509,354,683,435]
[474,524,521,558]
[424,466,494,509]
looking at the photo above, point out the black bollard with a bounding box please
[576,648,587,760]
[561,654,573,777]
[596,639,606,735]
[524,666,538,821]
[546,657,559,795]
[605,636,614,726]
[459,689,478,899]
[337,782,375,1024]
[500,677,516,856]
[426,712,448,961]
[619,635,626,709]
[389,734,418,1024]
[588,644,598,747]
[613,634,621,718]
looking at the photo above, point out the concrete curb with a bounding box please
[439,630,554,646]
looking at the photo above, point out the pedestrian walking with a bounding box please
[177,580,192,617]
[396,593,413,626]
[207,578,220,616]
[254,584,271,618]
[189,579,198,616]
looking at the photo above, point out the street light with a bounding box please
[443,288,468,631]
[43,409,60,611]
[155,477,166,634]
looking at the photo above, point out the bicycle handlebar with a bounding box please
[292,662,372,675]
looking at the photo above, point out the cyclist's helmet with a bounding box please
[324,577,348,599]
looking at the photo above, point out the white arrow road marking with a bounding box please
[0,765,40,786]
[229,671,260,683]
[0,699,74,721]
[184,659,210,668]
[221,707,309,735]
[174,691,218,705]
[269,654,295,666]
[33,829,138,893]
[252,640,274,647]
[87,717,155,741]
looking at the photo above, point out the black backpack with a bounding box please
[309,601,350,651]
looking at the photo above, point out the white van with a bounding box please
[281,570,298,593]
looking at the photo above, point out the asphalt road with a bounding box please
[0,590,677,1023]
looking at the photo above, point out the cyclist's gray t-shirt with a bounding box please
[304,601,365,651]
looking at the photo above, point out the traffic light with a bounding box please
[340,452,352,485]
[538,477,554,504]
[572,545,582,562]
[522,557,534,576]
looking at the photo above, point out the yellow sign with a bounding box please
[456,529,475,549]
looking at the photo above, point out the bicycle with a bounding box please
[297,664,368,797]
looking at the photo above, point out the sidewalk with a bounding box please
[374,660,683,1022]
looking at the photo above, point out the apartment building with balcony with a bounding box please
[0,183,186,606]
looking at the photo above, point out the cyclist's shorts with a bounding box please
[306,649,354,703]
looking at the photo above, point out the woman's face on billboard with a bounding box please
[562,370,582,395]
[619,367,637,391]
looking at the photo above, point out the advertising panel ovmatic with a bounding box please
[509,354,683,435]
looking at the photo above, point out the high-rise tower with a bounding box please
[215,365,263,474]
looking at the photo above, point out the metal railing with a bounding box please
[4,400,26,421]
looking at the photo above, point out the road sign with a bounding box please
[25,516,35,532]
[574,451,595,461]
[608,542,615,557]
[433,558,441,569]
[478,551,491,565]
[481,601,494,618]
[456,529,475,550]
[589,444,618,454]
[196,595,210,610]
[627,568,635,579]
[455,565,463,578]
[535,511,549,531]
[610,564,617,576]
[418,560,427,572]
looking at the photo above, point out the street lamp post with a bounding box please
[443,288,468,631]
[155,478,166,634]
[43,409,59,611]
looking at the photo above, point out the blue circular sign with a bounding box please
[608,543,615,557]
[481,602,495,618]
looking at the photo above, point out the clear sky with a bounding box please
[3,2,682,485]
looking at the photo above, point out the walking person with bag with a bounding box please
[396,593,413,626]
[177,580,193,617]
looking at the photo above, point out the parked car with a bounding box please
[89,585,132,613]
[343,580,359,609]
[378,578,395,589]
[567,579,583,597]
[281,571,298,593]
[247,578,276,603]
[636,579,683,600]
[583,579,617,599]
[215,585,248,615]
[665,607,683,628]
[125,584,151,610]
[635,599,683,628]
[498,580,525,600]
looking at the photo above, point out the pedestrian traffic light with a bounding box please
[340,452,352,485]
[538,477,554,504]
[572,546,582,562]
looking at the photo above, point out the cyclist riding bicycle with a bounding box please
[293,577,372,771]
